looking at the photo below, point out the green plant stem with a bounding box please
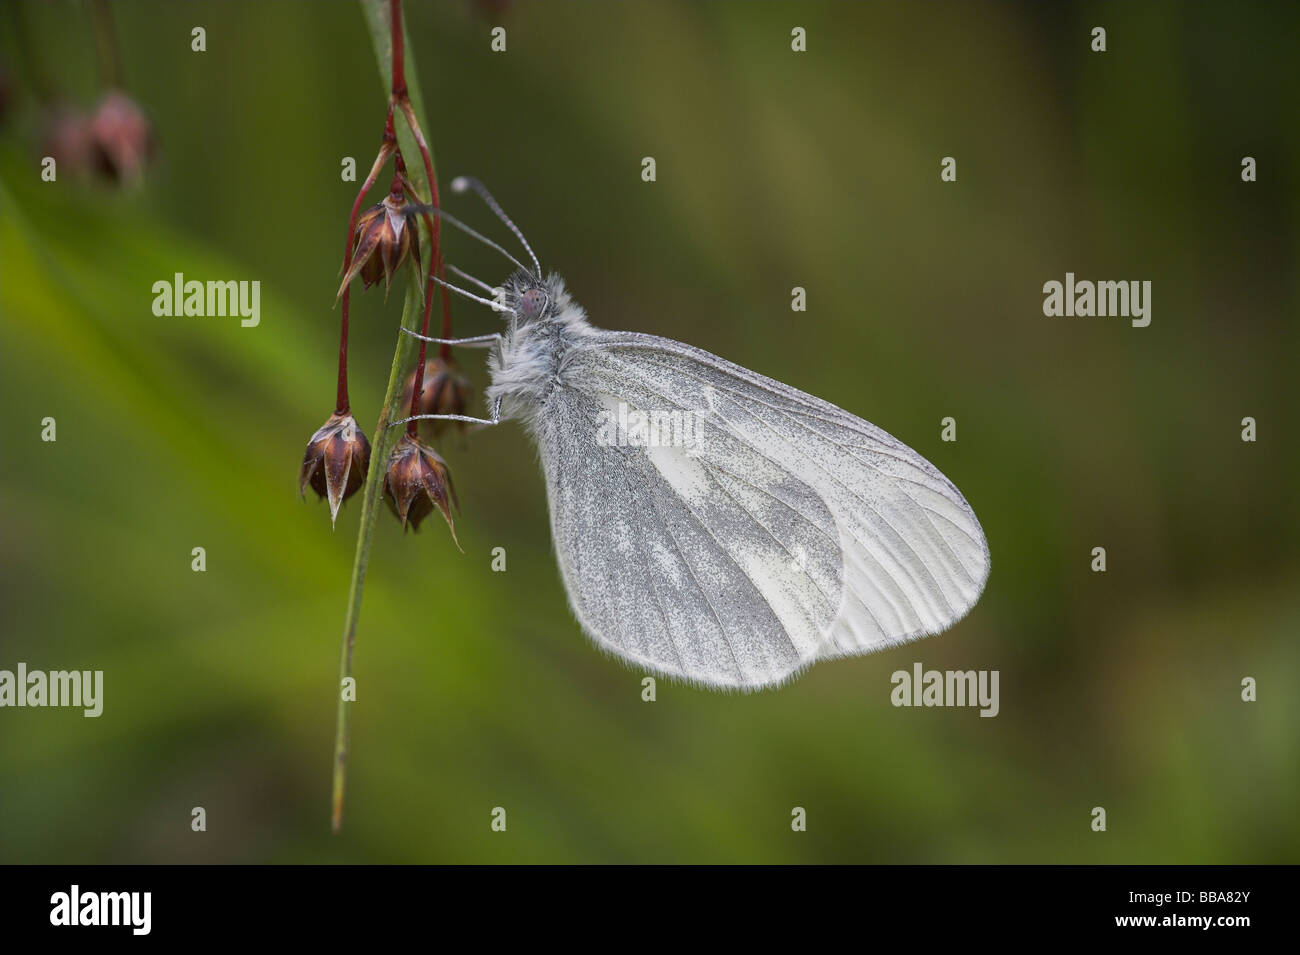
[330,287,419,834]
[332,0,438,835]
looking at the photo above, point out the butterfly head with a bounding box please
[502,270,562,325]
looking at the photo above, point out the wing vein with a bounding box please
[643,485,745,681]
[606,448,688,673]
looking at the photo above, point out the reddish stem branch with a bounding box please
[389,0,407,98]
[334,108,397,415]
[341,109,396,274]
[336,287,352,413]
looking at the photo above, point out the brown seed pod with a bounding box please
[299,411,372,526]
[382,433,459,545]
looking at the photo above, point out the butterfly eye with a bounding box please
[519,287,546,320]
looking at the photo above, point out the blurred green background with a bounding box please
[1,0,1296,864]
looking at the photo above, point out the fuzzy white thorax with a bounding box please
[486,273,598,428]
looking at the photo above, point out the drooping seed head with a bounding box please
[299,411,372,526]
[337,188,423,301]
[382,433,459,544]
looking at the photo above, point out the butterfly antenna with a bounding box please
[405,203,530,276]
[452,176,542,279]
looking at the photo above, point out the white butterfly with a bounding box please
[402,179,989,690]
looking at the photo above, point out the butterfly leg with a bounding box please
[390,397,502,430]
[400,329,500,349]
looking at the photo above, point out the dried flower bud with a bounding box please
[87,90,153,184]
[402,356,473,435]
[299,412,371,525]
[337,189,422,300]
[383,433,459,543]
